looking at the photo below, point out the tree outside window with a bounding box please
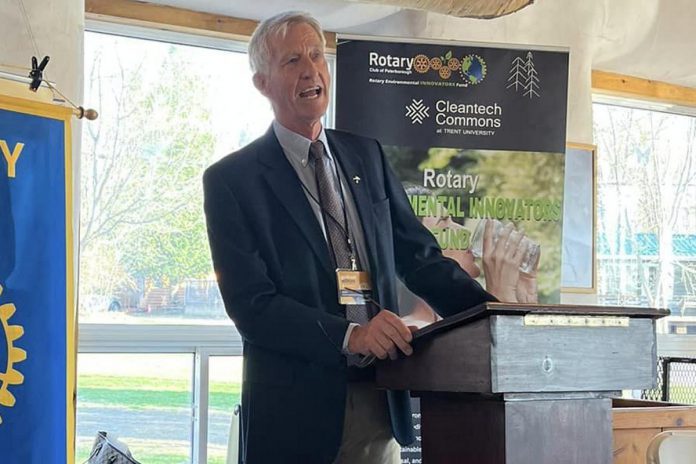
[594,102,696,323]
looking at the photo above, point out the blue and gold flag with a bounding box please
[0,94,75,464]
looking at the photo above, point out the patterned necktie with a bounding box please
[309,140,370,325]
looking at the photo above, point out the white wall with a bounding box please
[0,0,84,108]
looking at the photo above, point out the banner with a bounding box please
[0,94,75,463]
[336,37,569,462]
[337,37,568,304]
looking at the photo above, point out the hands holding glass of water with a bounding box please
[470,219,540,303]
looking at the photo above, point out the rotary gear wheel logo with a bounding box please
[413,54,430,73]
[411,51,486,84]
[0,284,26,425]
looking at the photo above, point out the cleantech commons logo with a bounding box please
[405,99,431,124]
[404,98,503,133]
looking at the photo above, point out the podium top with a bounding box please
[414,302,669,342]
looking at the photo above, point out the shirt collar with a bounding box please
[273,120,331,167]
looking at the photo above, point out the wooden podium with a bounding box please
[377,302,668,464]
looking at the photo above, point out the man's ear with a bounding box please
[253,73,268,97]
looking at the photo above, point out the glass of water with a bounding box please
[470,219,540,274]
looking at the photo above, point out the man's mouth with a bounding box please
[299,86,322,99]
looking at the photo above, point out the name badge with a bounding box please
[336,269,372,305]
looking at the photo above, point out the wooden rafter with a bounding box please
[85,0,337,47]
[592,70,696,108]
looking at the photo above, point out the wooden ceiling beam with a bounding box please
[592,70,696,108]
[85,0,337,47]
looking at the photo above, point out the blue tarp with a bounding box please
[598,233,696,257]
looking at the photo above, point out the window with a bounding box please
[77,21,331,463]
[76,353,194,463]
[80,27,275,326]
[594,100,696,334]
[206,356,243,463]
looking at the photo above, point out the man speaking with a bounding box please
[203,11,497,464]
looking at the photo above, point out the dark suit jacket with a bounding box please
[203,127,494,463]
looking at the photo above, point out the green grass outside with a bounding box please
[77,442,228,464]
[666,385,696,403]
[78,375,241,411]
[76,450,193,464]
[77,374,241,462]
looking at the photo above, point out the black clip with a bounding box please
[28,55,50,92]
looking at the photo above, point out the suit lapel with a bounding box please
[258,128,333,277]
[326,131,379,277]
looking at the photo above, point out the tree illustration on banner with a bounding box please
[506,55,526,91]
[524,52,541,99]
[507,51,541,99]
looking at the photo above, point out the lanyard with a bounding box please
[298,154,358,271]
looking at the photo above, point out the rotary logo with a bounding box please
[413,51,487,86]
[0,284,26,425]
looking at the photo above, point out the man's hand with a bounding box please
[347,310,414,360]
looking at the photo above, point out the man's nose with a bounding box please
[300,56,319,79]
